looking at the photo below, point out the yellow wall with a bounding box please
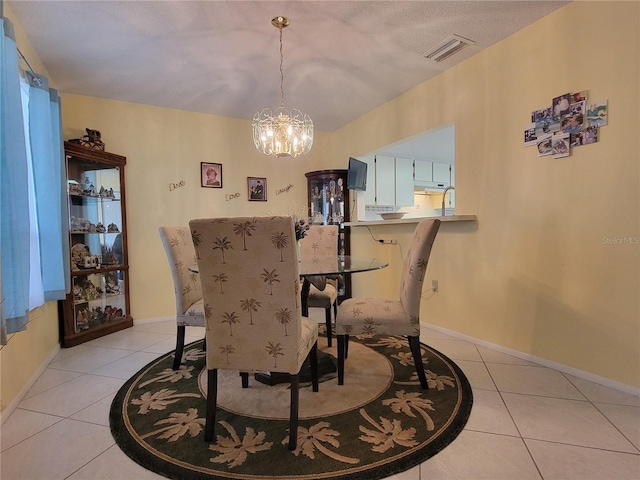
[60,97,334,319]
[0,304,60,415]
[2,1,638,417]
[333,1,639,387]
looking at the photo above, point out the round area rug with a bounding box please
[110,333,473,480]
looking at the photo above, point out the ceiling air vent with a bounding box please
[422,34,475,63]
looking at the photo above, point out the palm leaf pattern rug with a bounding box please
[110,331,472,480]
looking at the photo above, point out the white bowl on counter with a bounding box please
[379,212,406,220]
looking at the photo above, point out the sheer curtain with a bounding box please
[1,17,67,344]
[26,74,68,301]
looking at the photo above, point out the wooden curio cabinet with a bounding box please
[60,142,132,346]
[305,169,351,301]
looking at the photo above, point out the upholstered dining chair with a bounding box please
[159,227,205,370]
[189,216,319,450]
[298,224,340,346]
[335,218,441,389]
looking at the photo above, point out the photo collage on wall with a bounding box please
[523,90,607,158]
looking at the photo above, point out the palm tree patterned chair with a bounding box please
[189,216,319,450]
[159,226,205,370]
[335,218,441,389]
[298,224,340,346]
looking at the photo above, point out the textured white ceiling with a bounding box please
[9,1,568,132]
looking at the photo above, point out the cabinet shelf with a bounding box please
[69,194,120,201]
[60,142,132,347]
[71,264,126,275]
[74,292,124,305]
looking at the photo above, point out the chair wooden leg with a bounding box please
[288,374,300,450]
[409,336,428,389]
[324,308,332,347]
[173,325,186,370]
[240,372,249,388]
[310,341,319,392]
[204,369,218,442]
[337,335,346,385]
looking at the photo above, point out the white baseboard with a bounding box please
[423,322,640,397]
[1,344,61,426]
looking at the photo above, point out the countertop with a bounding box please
[344,214,476,227]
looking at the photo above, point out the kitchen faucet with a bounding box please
[441,186,455,216]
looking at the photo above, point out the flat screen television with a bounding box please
[347,157,368,191]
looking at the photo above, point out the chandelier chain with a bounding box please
[279,27,285,108]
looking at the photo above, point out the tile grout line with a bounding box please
[562,372,640,455]
[478,345,547,480]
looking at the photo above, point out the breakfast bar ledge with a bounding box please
[344,214,476,227]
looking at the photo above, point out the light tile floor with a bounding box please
[2,313,639,480]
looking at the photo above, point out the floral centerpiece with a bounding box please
[294,216,309,241]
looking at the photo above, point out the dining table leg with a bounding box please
[301,277,310,317]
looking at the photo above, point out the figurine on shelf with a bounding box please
[87,306,104,326]
[73,285,84,301]
[69,128,106,151]
[71,243,91,270]
[105,274,120,294]
[101,245,118,266]
[107,223,119,233]
[76,309,89,331]
[77,219,86,231]
[68,181,82,195]
[95,223,106,233]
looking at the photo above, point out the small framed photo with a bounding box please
[201,162,222,188]
[248,177,267,201]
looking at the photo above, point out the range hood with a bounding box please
[414,180,449,193]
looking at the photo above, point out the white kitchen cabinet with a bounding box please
[433,162,451,184]
[356,155,414,207]
[394,157,414,206]
[375,155,395,205]
[356,155,377,206]
[373,155,413,206]
[414,160,433,183]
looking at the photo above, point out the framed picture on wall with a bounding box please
[201,162,222,188]
[248,177,267,201]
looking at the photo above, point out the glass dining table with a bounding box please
[299,255,388,316]
[189,255,388,385]
[189,255,389,316]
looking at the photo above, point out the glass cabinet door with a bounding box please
[62,142,132,346]
[305,169,351,299]
[308,175,346,227]
[71,271,126,333]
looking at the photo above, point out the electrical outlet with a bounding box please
[432,280,439,292]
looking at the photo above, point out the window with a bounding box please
[1,17,68,344]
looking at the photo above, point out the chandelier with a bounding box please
[252,16,314,158]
